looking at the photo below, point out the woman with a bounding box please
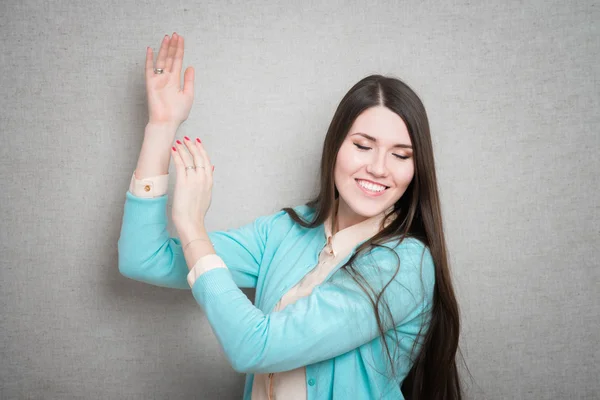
[119,32,463,399]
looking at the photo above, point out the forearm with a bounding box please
[134,122,178,179]
[117,193,190,289]
[179,226,217,271]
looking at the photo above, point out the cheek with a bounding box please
[391,163,415,188]
[333,146,356,176]
[337,146,353,165]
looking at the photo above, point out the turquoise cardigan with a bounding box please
[118,191,435,400]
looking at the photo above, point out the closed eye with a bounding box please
[353,143,409,160]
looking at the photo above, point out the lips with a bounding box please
[355,179,388,197]
[355,179,390,189]
[355,179,389,189]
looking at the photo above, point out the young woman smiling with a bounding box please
[118,32,464,400]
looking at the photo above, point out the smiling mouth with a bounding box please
[355,179,389,194]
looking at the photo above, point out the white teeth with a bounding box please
[358,180,386,192]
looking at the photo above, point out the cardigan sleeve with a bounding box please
[189,238,436,374]
[117,189,287,289]
[128,170,169,198]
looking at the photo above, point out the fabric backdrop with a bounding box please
[1,0,598,399]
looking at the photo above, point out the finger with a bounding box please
[174,139,195,170]
[182,66,195,99]
[172,34,184,85]
[184,136,210,177]
[182,136,203,170]
[156,35,171,70]
[171,145,185,180]
[165,32,178,72]
[145,46,154,81]
[194,138,214,179]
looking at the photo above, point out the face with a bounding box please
[333,106,415,226]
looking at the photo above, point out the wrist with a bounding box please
[179,226,216,272]
[145,121,179,139]
[177,223,206,245]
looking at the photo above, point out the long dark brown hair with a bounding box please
[281,75,464,399]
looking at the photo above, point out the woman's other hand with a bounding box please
[170,137,214,234]
[145,33,194,128]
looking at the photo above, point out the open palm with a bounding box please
[145,33,194,127]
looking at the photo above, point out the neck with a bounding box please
[335,198,370,232]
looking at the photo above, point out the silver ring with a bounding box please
[154,68,164,74]
[185,166,206,171]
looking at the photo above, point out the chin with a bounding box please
[340,195,383,218]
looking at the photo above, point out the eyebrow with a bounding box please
[351,132,413,149]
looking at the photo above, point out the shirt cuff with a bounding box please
[128,170,169,198]
[187,254,228,287]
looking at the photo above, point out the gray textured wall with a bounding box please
[1,0,598,399]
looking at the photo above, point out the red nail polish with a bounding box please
[184,136,190,141]
[196,138,201,143]
[172,146,176,151]
[212,165,215,171]
[176,140,182,144]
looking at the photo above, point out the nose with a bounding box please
[365,151,388,177]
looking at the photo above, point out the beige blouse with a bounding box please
[128,171,395,400]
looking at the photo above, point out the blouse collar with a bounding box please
[323,198,396,257]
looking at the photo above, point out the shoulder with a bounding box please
[267,203,316,226]
[361,237,430,265]
[355,237,435,290]
[288,204,317,220]
[253,203,316,232]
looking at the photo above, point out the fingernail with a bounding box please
[212,165,215,171]
[176,140,182,144]
[196,138,201,143]
[184,136,190,141]
[172,146,176,151]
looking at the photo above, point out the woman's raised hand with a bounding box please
[145,33,194,128]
